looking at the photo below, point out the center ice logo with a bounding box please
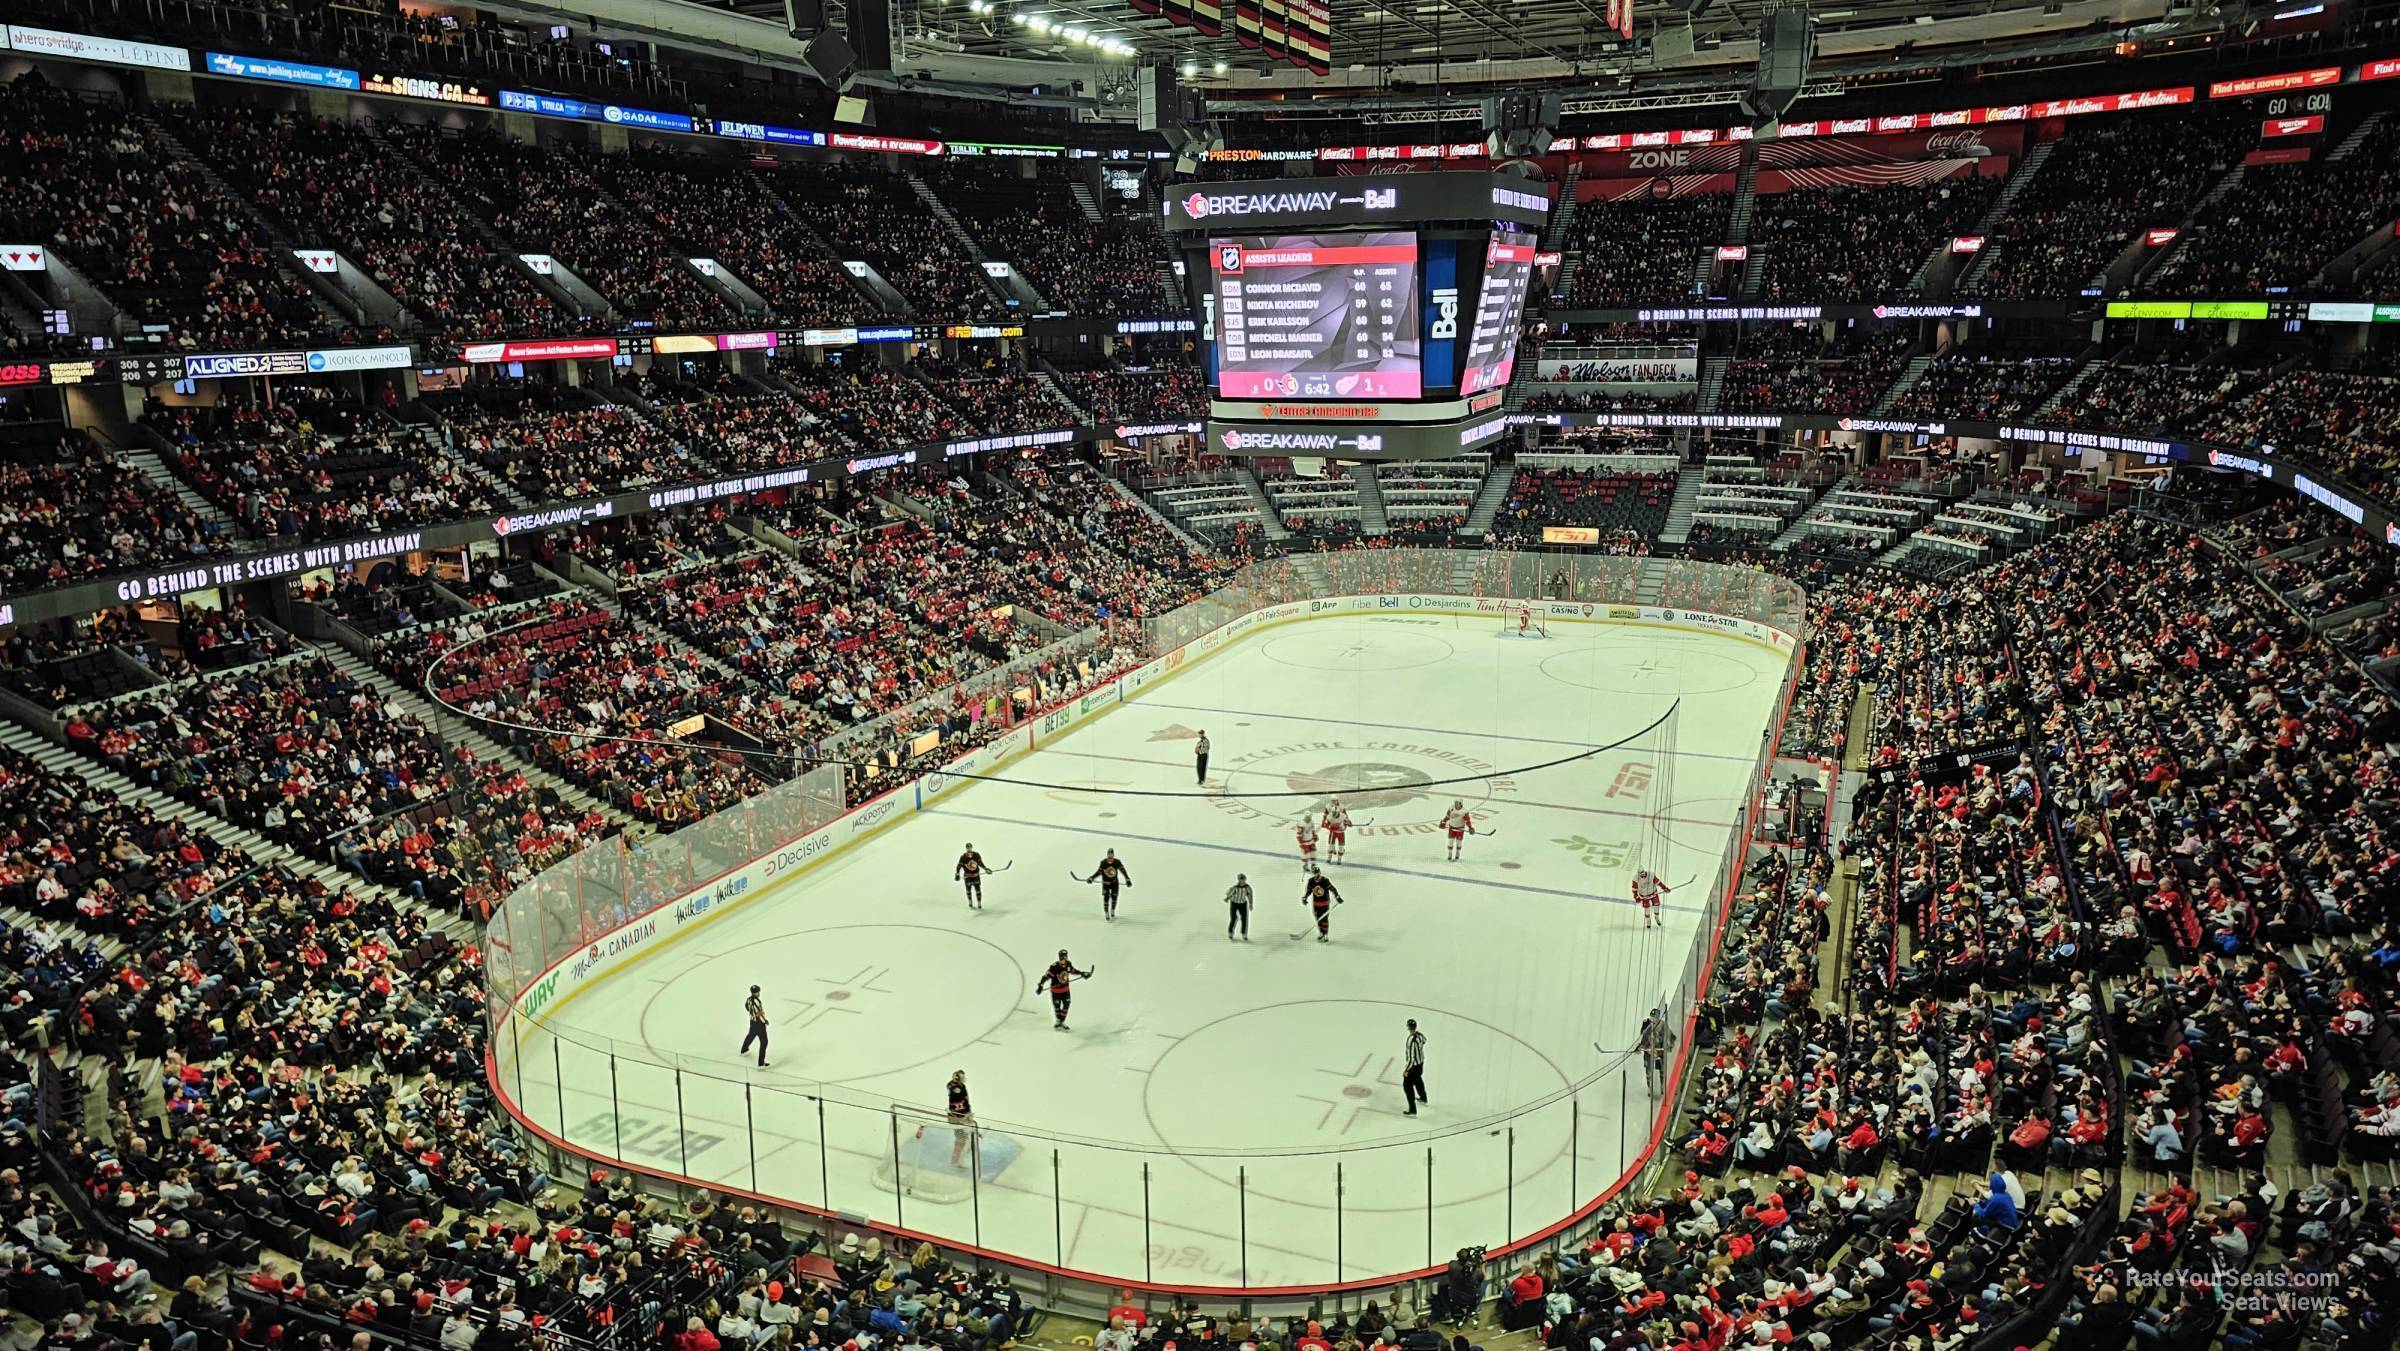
[1282,761,1431,809]
[1208,740,1519,827]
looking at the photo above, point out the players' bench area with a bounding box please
[478,548,1808,1308]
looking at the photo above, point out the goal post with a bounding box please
[1497,604,1549,638]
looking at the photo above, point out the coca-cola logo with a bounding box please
[1924,130,1987,157]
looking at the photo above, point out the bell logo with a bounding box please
[1363,187,1396,210]
[1429,286,1459,340]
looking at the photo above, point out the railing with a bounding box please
[482,550,1806,1304]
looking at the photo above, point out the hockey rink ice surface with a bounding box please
[509,612,1789,1287]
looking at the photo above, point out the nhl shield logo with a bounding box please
[1217,243,1244,273]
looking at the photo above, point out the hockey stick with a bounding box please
[1473,826,1499,838]
[1674,875,1698,891]
[991,860,1015,872]
[1069,871,1093,883]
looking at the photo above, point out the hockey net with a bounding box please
[870,1105,1022,1203]
[1497,606,1550,638]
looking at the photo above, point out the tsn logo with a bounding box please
[1429,286,1459,340]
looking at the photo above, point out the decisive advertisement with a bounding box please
[1211,233,1422,400]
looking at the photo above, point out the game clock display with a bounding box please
[1210,232,1422,400]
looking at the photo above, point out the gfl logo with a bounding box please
[1429,286,1459,340]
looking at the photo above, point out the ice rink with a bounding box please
[505,611,1789,1287]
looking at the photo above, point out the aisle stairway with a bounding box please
[1694,356,1729,414]
[1235,463,1293,541]
[1105,476,1211,552]
[1460,462,1517,537]
[1921,140,2053,294]
[120,442,243,537]
[1870,355,1936,416]
[1355,464,1389,536]
[1657,467,1706,546]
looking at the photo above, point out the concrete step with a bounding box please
[1235,463,1293,541]
[1355,463,1389,536]
[1460,462,1516,536]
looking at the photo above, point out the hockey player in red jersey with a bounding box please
[1294,817,1319,869]
[1632,868,1671,928]
[1441,801,1475,861]
[1322,798,1352,864]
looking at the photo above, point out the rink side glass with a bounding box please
[483,549,1807,1307]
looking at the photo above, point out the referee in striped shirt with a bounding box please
[1401,1018,1427,1115]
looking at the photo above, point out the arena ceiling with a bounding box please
[509,0,2217,114]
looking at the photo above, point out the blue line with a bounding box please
[923,807,1706,914]
[1134,700,1759,764]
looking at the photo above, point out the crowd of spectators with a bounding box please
[158,104,557,341]
[916,354,1079,437]
[387,126,737,333]
[581,146,864,329]
[640,366,849,471]
[1051,362,1206,425]
[1753,175,2000,301]
[145,392,501,543]
[1562,194,1728,306]
[2187,369,2400,499]
[381,601,769,833]
[771,161,999,319]
[1720,327,1910,415]
[772,361,960,449]
[2152,116,2400,296]
[929,162,1173,314]
[0,429,236,598]
[437,387,692,499]
[0,76,344,352]
[1975,110,2252,299]
[2048,358,2249,435]
[1891,351,2082,422]
[1520,389,1697,415]
[1497,469,1674,538]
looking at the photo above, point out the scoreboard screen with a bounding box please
[1210,231,1422,400]
[1458,231,1537,396]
